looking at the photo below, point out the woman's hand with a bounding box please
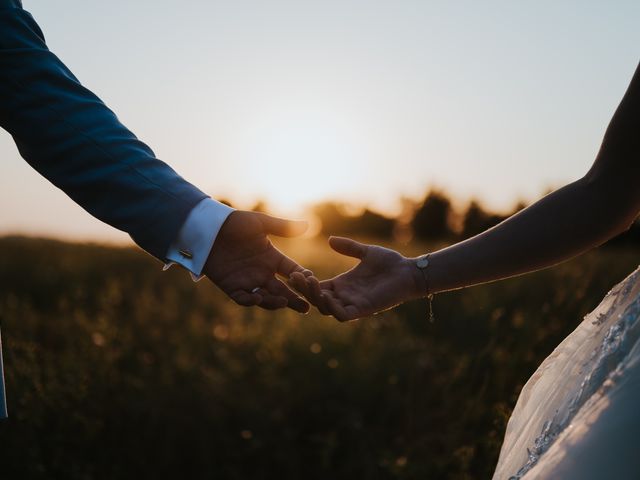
[289,237,426,321]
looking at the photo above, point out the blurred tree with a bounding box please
[313,202,346,235]
[313,202,395,239]
[411,190,454,241]
[353,209,395,238]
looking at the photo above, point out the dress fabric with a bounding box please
[492,266,640,480]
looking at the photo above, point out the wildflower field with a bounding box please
[0,236,637,479]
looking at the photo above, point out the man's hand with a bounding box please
[289,237,426,321]
[203,210,313,313]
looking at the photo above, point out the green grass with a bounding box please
[0,236,637,480]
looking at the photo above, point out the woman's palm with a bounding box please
[292,237,418,321]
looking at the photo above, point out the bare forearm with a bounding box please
[425,176,637,294]
[422,61,640,295]
[302,62,640,321]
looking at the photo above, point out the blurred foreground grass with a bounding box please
[0,236,637,480]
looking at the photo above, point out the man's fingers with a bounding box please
[257,213,308,238]
[229,290,262,307]
[257,295,289,310]
[277,252,312,278]
[288,297,311,314]
[266,278,310,314]
[234,286,289,311]
[229,289,289,310]
[329,236,368,260]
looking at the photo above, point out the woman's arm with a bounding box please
[429,61,640,294]
[291,61,640,321]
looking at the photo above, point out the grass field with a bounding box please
[0,236,637,480]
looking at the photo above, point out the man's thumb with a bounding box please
[258,213,308,237]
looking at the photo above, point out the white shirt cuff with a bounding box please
[164,198,234,281]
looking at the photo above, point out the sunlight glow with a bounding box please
[240,107,370,212]
[2,0,639,241]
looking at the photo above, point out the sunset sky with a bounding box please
[1,0,639,243]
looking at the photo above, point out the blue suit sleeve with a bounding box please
[0,3,209,260]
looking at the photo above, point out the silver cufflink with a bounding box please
[179,249,193,259]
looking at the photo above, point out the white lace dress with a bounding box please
[492,266,640,479]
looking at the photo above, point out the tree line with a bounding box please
[312,190,640,247]
[221,191,639,247]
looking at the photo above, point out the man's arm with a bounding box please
[0,2,311,312]
[0,3,214,259]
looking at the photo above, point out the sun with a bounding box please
[238,107,371,213]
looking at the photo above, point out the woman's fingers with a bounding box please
[288,272,311,299]
[290,274,332,315]
[308,276,325,305]
[276,250,313,279]
[316,293,332,316]
[323,293,361,322]
[288,272,356,318]
[304,277,334,315]
[288,273,324,306]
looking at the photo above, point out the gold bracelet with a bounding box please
[416,253,435,323]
